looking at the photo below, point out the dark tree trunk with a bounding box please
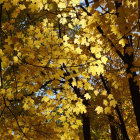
[110,125,118,140]
[115,106,129,140]
[124,36,140,131]
[128,72,140,131]
[100,74,129,140]
[82,114,91,140]
[108,115,119,140]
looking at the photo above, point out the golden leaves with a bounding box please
[79,19,87,29]
[0,49,4,58]
[89,65,97,76]
[0,0,138,139]
[110,100,117,108]
[101,56,108,64]
[94,90,99,96]
[75,47,82,54]
[102,90,107,96]
[103,99,108,106]
[111,25,119,35]
[104,107,111,114]
[108,94,114,100]
[63,35,69,42]
[13,56,18,63]
[59,115,66,122]
[95,106,103,114]
[23,97,34,111]
[0,0,4,4]
[70,0,80,7]
[84,93,91,100]
[11,0,19,6]
[19,4,26,10]
[41,96,50,102]
[58,2,66,9]
[3,2,12,11]
[72,79,77,87]
[119,39,127,47]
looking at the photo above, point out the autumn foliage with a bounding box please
[0,0,140,139]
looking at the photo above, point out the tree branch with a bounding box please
[84,0,89,7]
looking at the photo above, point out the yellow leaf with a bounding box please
[84,93,91,100]
[23,103,29,110]
[71,125,78,129]
[12,0,19,6]
[0,49,4,57]
[1,89,6,95]
[102,90,107,95]
[13,56,18,63]
[58,108,63,113]
[94,90,99,96]
[101,56,108,64]
[89,66,97,76]
[108,94,114,100]
[3,3,12,11]
[110,100,117,107]
[95,106,103,114]
[77,81,83,88]
[59,115,66,122]
[119,39,127,47]
[19,4,26,10]
[63,35,69,42]
[75,47,82,54]
[111,25,119,35]
[76,120,82,126]
[7,92,14,100]
[42,96,49,102]
[103,99,108,106]
[72,79,77,87]
[95,53,101,58]
[104,107,111,114]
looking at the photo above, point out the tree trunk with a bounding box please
[82,114,91,140]
[110,125,118,140]
[115,106,129,140]
[128,72,140,131]
[124,36,140,131]
[108,115,119,140]
[100,74,129,140]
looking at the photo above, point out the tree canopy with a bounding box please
[0,0,140,139]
